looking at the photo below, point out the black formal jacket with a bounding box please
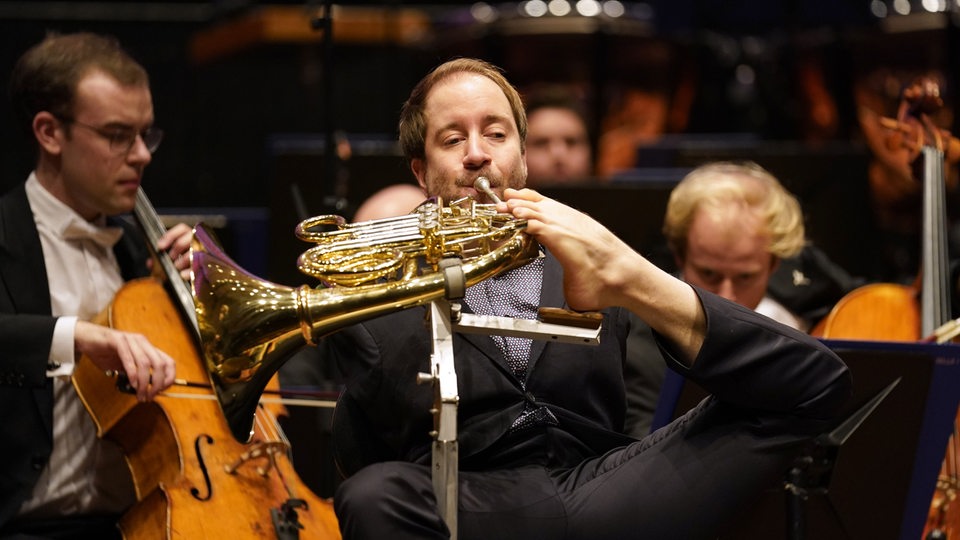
[0,183,149,527]
[328,251,851,475]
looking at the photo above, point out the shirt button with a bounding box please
[31,455,46,470]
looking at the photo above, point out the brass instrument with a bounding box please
[190,197,540,442]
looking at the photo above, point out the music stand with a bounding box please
[652,339,960,540]
[784,378,900,540]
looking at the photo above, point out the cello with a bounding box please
[71,188,340,539]
[810,78,960,539]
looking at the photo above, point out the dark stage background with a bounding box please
[2,3,960,525]
[2,0,956,284]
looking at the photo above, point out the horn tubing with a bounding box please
[190,222,539,442]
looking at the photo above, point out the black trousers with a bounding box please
[334,397,806,540]
[0,514,122,540]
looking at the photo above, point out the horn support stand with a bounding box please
[417,259,602,540]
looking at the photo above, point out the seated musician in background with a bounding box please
[352,182,426,222]
[854,66,960,285]
[623,161,862,437]
[0,32,191,538]
[522,85,594,186]
[324,57,851,539]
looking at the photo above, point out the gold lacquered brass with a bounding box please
[190,198,539,442]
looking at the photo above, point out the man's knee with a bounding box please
[334,461,446,538]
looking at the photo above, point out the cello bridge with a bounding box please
[224,441,290,477]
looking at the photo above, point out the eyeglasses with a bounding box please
[60,117,164,155]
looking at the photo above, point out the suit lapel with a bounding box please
[0,184,55,437]
[0,184,52,316]
[109,216,150,281]
[454,295,508,368]
[453,251,564,381]
[0,186,149,312]
[527,251,564,373]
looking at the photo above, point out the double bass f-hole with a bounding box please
[190,434,215,502]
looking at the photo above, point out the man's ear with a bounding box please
[673,252,684,274]
[770,256,782,274]
[33,112,64,156]
[411,158,427,190]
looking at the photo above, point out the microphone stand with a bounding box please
[784,377,901,540]
[304,0,349,218]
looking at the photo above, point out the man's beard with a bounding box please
[470,173,524,195]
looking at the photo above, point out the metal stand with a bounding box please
[417,299,461,538]
[416,260,602,539]
[784,377,900,540]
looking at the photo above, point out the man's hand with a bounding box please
[153,223,194,281]
[74,320,176,401]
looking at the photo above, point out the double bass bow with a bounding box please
[71,188,340,539]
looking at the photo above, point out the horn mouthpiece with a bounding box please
[474,177,502,205]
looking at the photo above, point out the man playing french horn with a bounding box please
[308,58,852,539]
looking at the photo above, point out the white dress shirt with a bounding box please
[16,173,135,519]
[756,295,808,332]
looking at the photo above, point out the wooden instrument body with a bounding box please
[74,279,340,539]
[72,186,340,540]
[810,282,920,342]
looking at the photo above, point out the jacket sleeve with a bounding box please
[0,313,57,387]
[654,288,852,434]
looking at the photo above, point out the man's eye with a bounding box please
[698,270,720,284]
[109,130,136,144]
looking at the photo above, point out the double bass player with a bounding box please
[0,32,190,538]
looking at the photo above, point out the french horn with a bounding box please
[190,196,540,442]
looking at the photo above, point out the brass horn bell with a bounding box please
[190,198,540,442]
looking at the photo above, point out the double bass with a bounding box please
[811,78,960,539]
[72,189,340,539]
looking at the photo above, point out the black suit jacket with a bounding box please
[329,253,635,474]
[0,182,150,527]
[328,251,850,476]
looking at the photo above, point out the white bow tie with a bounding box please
[62,218,124,249]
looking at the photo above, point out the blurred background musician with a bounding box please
[352,182,426,222]
[522,85,595,186]
[853,65,960,285]
[624,161,860,437]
